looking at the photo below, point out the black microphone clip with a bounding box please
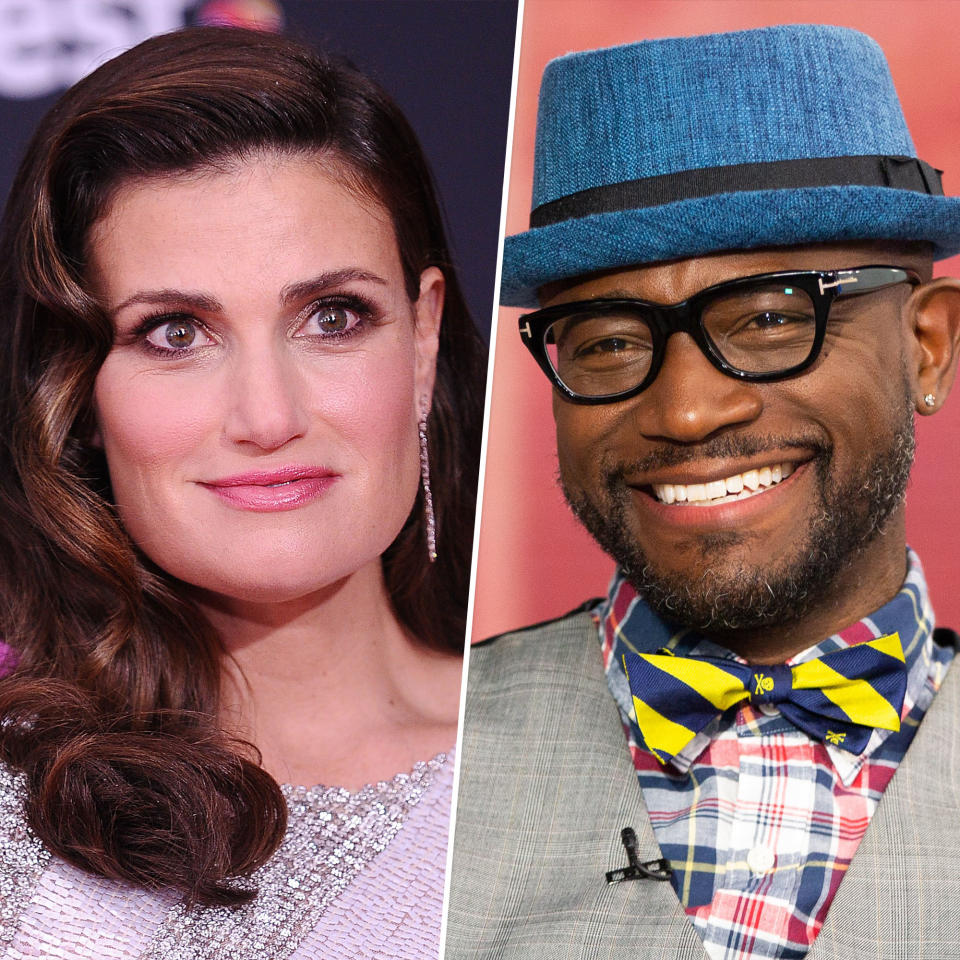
[605,827,673,884]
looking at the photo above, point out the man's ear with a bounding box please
[906,277,960,414]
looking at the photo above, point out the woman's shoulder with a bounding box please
[0,763,181,955]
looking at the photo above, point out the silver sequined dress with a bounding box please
[0,752,452,959]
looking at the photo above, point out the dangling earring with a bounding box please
[419,409,437,563]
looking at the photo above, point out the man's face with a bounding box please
[548,242,925,639]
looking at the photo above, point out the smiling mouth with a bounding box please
[651,461,796,506]
[201,466,339,512]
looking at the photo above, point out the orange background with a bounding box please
[472,0,960,640]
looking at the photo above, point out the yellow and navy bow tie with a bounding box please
[621,633,907,765]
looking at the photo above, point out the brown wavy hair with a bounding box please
[0,27,485,906]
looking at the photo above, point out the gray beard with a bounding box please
[563,400,916,635]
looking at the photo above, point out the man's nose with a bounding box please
[635,332,763,442]
[222,347,309,451]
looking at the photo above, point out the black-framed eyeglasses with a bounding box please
[518,265,921,404]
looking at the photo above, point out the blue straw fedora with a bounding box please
[501,24,960,307]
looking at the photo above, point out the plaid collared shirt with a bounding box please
[597,549,954,960]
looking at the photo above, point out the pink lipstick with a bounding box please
[200,465,338,512]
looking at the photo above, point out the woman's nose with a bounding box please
[222,346,309,451]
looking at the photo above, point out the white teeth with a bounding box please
[705,480,726,500]
[652,461,796,506]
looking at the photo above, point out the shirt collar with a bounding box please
[597,548,934,784]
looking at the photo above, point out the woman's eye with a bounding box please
[298,303,363,338]
[144,319,214,352]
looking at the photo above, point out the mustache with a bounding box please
[603,433,832,480]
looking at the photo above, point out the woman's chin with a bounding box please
[184,556,385,612]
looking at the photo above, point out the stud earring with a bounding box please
[923,393,936,408]
[419,409,437,563]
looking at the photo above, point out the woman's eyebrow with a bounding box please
[279,268,388,306]
[111,289,223,314]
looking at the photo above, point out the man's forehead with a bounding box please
[538,239,933,307]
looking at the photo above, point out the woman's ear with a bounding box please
[414,266,444,404]
[906,277,960,414]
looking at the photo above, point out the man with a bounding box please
[447,25,960,960]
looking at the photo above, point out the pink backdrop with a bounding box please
[472,0,960,640]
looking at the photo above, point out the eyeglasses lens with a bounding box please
[703,283,817,375]
[543,283,818,397]
[544,308,654,398]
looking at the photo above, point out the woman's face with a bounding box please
[88,153,442,604]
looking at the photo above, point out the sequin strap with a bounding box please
[0,765,51,946]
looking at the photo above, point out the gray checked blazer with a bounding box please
[445,609,960,959]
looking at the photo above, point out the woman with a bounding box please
[0,26,484,957]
